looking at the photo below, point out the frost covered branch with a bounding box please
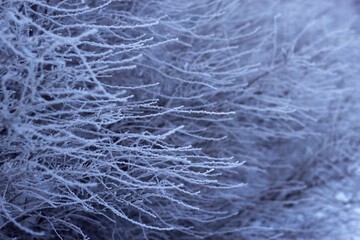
[1,0,360,239]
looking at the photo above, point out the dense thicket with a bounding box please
[1,0,360,239]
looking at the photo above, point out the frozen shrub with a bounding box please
[1,0,360,239]
[0,1,243,239]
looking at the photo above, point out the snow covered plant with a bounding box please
[0,1,244,239]
[1,0,360,239]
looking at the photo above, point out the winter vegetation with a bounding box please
[1,0,360,239]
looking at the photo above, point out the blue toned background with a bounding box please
[0,0,359,239]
